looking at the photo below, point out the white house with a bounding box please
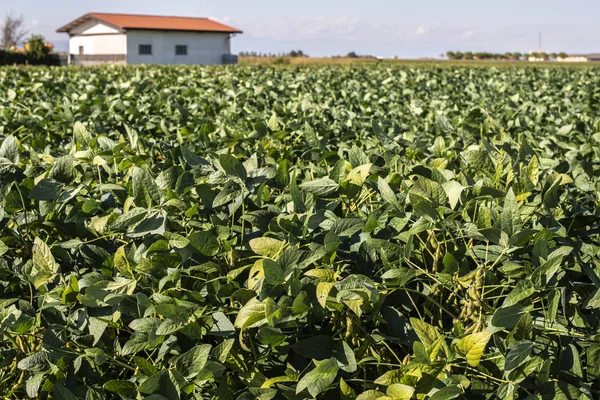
[557,54,600,63]
[57,13,242,66]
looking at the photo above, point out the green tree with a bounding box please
[446,51,456,59]
[558,52,568,59]
[25,34,50,64]
[464,51,474,60]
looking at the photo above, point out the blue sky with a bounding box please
[6,0,600,57]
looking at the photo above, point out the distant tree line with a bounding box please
[446,51,569,60]
[332,51,377,59]
[239,50,308,58]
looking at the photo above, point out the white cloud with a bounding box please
[31,20,40,26]
[415,26,428,35]
[211,15,600,58]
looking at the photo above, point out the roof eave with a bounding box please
[123,27,243,34]
[56,14,93,33]
[57,13,125,33]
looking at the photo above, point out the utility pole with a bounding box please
[538,32,542,53]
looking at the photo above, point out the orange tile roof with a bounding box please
[57,13,242,34]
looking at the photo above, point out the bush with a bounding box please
[0,49,29,65]
[0,35,56,65]
[273,56,291,65]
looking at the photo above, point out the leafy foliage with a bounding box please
[0,64,599,399]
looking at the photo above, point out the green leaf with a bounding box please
[0,135,19,163]
[429,386,463,400]
[502,280,535,307]
[0,240,7,256]
[89,317,108,346]
[539,381,583,400]
[128,211,166,238]
[209,312,235,337]
[30,179,63,201]
[504,340,533,371]
[410,318,441,347]
[164,232,190,249]
[263,259,285,285]
[334,340,357,373]
[587,343,600,379]
[249,237,285,258]
[173,344,211,379]
[267,112,280,131]
[386,384,415,400]
[507,312,533,343]
[188,231,220,256]
[139,370,181,399]
[381,268,416,287]
[292,335,335,360]
[410,176,447,208]
[491,305,526,330]
[17,351,48,371]
[33,237,57,274]
[25,372,45,398]
[296,357,339,397]
[442,180,465,210]
[219,154,247,182]
[257,326,286,347]
[212,339,235,363]
[155,318,185,336]
[103,380,137,397]
[374,369,403,385]
[110,208,148,231]
[501,188,521,236]
[32,237,57,288]
[316,281,335,308]
[584,289,600,309]
[133,166,161,208]
[356,391,386,400]
[234,298,266,330]
[299,177,338,197]
[73,121,92,145]
[456,331,492,367]
[340,378,357,400]
[344,163,372,186]
[497,382,516,400]
[53,383,79,400]
[132,356,158,376]
[507,356,542,383]
[49,155,74,184]
[378,176,400,210]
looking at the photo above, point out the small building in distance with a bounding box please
[57,13,242,66]
[557,54,600,62]
[528,55,545,62]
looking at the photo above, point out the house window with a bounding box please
[139,44,152,55]
[78,46,84,55]
[175,45,188,55]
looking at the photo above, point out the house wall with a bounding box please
[69,34,127,55]
[70,54,127,66]
[70,20,121,35]
[126,30,231,65]
[557,56,589,63]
